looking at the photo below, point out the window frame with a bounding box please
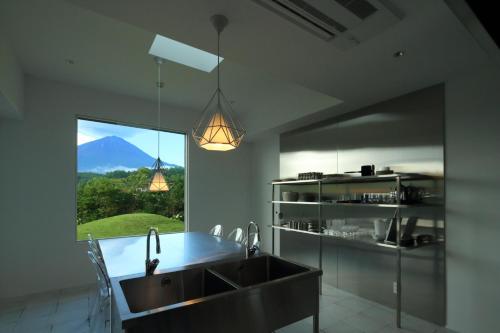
[74,115,189,242]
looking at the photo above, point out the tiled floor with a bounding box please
[0,284,98,333]
[0,283,454,333]
[278,284,455,333]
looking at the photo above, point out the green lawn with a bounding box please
[77,213,184,241]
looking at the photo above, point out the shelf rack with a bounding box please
[270,225,441,251]
[271,173,440,185]
[270,173,443,328]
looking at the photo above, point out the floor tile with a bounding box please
[51,319,90,333]
[0,307,24,325]
[344,313,387,333]
[335,296,375,313]
[57,297,88,314]
[319,303,354,329]
[13,320,52,333]
[434,327,457,333]
[322,319,364,333]
[276,318,313,333]
[19,301,56,322]
[320,287,351,308]
[359,304,396,325]
[0,321,17,333]
[52,307,89,326]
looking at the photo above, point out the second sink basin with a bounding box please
[120,267,236,313]
[209,255,308,287]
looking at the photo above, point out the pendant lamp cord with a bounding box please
[157,61,161,161]
[217,30,221,106]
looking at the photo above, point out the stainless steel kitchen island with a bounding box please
[98,231,246,278]
[99,232,322,333]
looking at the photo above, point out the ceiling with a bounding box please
[0,0,490,139]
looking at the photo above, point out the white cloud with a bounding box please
[77,132,97,145]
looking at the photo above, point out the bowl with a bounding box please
[282,191,299,202]
[298,192,315,202]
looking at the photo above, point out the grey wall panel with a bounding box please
[280,230,320,269]
[278,85,446,325]
[280,85,445,178]
[321,237,339,287]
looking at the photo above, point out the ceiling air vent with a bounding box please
[254,0,346,41]
[253,0,402,50]
[334,0,378,20]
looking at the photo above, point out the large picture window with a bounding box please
[76,118,185,240]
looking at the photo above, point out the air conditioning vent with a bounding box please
[253,0,402,49]
[334,0,378,20]
[254,0,345,41]
[284,0,347,32]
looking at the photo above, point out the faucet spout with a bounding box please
[146,227,161,276]
[246,221,260,259]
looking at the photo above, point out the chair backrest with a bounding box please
[209,225,224,237]
[87,233,103,261]
[227,228,244,243]
[87,250,110,297]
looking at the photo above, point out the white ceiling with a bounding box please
[0,0,490,139]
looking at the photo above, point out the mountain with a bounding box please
[78,136,179,173]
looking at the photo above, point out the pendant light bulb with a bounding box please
[192,14,245,151]
[149,57,169,192]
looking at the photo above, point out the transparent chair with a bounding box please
[208,224,224,237]
[227,228,245,243]
[87,235,111,332]
[87,233,103,263]
[87,250,110,332]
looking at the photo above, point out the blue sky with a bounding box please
[78,119,185,167]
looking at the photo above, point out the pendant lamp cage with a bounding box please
[192,14,245,151]
[149,57,169,192]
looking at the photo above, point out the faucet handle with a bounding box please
[248,244,259,256]
[146,258,160,275]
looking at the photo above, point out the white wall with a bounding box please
[445,64,500,332]
[250,134,280,253]
[0,75,252,299]
[0,28,24,118]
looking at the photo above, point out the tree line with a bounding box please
[77,167,184,224]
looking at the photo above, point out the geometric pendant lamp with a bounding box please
[149,56,169,192]
[149,157,169,192]
[192,14,245,151]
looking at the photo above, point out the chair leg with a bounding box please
[88,289,100,325]
[90,295,111,333]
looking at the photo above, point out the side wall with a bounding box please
[0,28,23,118]
[250,134,280,253]
[445,64,500,333]
[0,75,251,298]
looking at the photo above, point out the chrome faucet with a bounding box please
[146,227,161,276]
[246,221,260,259]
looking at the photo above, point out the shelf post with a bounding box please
[396,176,402,328]
[318,181,323,295]
[272,184,275,255]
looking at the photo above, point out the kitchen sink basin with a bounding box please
[112,255,321,332]
[119,267,236,313]
[209,255,308,287]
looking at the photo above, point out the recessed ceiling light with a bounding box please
[148,34,222,72]
[393,50,405,58]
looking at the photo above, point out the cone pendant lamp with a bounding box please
[192,14,245,151]
[149,57,169,192]
[149,158,169,192]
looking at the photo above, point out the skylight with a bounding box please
[148,34,222,72]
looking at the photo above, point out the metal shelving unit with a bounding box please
[270,173,442,328]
